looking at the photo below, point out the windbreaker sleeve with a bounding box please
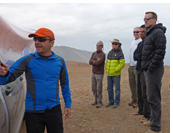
[0,55,29,85]
[60,59,72,108]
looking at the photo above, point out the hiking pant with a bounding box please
[143,66,164,132]
[141,71,150,119]
[137,70,143,114]
[25,105,63,133]
[92,73,104,104]
[128,66,138,102]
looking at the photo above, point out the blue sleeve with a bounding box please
[60,59,72,108]
[0,55,30,85]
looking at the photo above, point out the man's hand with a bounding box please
[64,108,71,119]
[0,62,9,77]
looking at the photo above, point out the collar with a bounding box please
[33,51,57,59]
[96,50,103,53]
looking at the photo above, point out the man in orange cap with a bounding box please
[0,28,72,133]
[28,28,55,56]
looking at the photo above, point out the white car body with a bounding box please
[0,16,34,133]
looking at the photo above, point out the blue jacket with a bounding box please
[0,51,72,111]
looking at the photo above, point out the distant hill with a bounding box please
[52,46,92,63]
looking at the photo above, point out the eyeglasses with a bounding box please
[144,17,154,21]
[141,30,146,33]
[33,37,51,42]
[112,43,119,45]
[133,31,140,33]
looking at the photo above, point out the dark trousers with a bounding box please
[25,105,63,133]
[137,71,143,114]
[143,66,164,132]
[140,71,150,119]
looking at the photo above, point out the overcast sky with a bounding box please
[0,3,170,65]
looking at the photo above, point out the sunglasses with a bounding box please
[33,37,50,42]
[112,43,119,45]
[144,17,154,21]
[133,31,140,33]
[96,44,103,47]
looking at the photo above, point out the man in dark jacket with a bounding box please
[134,25,150,123]
[89,41,105,108]
[141,12,166,133]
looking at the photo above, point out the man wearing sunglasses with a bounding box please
[105,39,125,108]
[128,27,142,108]
[133,24,151,124]
[89,41,105,108]
[0,28,72,133]
[141,12,166,133]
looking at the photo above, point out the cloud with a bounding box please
[0,3,170,65]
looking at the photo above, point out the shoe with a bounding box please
[113,103,119,108]
[91,102,97,106]
[128,101,137,106]
[145,129,162,133]
[128,101,134,106]
[143,120,151,127]
[132,102,138,108]
[105,103,114,107]
[96,103,103,108]
[133,111,142,115]
[140,117,148,123]
[133,111,143,115]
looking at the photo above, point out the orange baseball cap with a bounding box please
[28,28,55,40]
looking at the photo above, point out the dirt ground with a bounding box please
[20,61,170,133]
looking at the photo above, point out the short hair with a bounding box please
[140,24,145,28]
[145,11,157,20]
[97,41,103,45]
[134,27,140,29]
[134,27,140,31]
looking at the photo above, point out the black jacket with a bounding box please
[134,41,144,71]
[141,23,166,71]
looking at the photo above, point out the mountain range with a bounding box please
[52,46,92,63]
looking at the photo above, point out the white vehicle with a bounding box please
[0,74,26,133]
[0,16,34,133]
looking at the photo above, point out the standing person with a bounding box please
[105,38,125,108]
[0,28,72,133]
[133,25,150,123]
[89,41,105,108]
[128,27,142,108]
[142,12,166,133]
